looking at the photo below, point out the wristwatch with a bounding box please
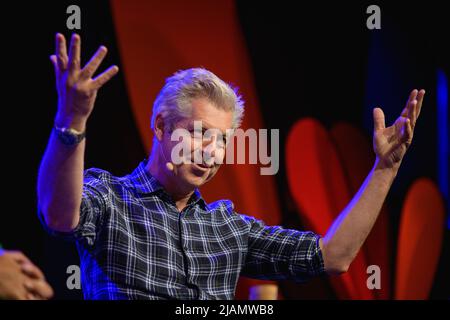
[54,123,86,145]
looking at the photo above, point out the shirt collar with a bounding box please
[128,159,207,209]
[188,189,206,208]
[128,159,164,194]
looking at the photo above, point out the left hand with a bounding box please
[372,89,425,171]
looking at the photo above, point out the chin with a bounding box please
[176,164,219,189]
[182,174,208,188]
[177,168,206,186]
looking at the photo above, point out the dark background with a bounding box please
[1,0,448,299]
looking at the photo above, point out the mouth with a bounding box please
[192,162,212,172]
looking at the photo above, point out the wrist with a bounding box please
[373,157,399,182]
[55,112,88,132]
[53,123,86,146]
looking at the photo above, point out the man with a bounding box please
[37,33,425,299]
[0,248,54,300]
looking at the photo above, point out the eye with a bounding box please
[189,129,203,138]
[203,130,214,140]
[219,137,227,148]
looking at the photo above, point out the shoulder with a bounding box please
[206,199,265,227]
[83,167,128,192]
[84,167,112,186]
[207,199,235,213]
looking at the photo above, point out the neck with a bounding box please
[146,143,194,211]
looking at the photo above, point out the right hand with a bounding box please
[51,33,119,131]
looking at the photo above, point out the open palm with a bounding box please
[51,33,119,130]
[373,89,425,170]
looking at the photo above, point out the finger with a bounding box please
[401,89,418,118]
[35,280,54,299]
[80,46,108,79]
[92,65,119,89]
[6,251,32,265]
[403,118,413,147]
[55,33,68,71]
[50,55,58,74]
[50,54,57,67]
[26,293,39,300]
[415,89,426,119]
[25,280,54,300]
[21,262,45,280]
[373,107,386,131]
[14,289,29,300]
[408,100,417,129]
[68,33,81,73]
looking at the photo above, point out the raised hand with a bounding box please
[373,89,425,171]
[50,33,119,131]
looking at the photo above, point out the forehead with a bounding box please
[183,98,234,133]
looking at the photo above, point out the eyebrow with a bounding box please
[188,121,228,136]
[187,122,229,143]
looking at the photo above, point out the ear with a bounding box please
[154,114,165,142]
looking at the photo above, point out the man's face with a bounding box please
[162,97,234,189]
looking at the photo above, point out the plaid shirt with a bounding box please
[39,160,325,300]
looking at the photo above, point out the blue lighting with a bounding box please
[436,70,449,229]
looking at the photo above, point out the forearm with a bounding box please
[321,157,397,273]
[37,115,87,232]
[38,33,117,232]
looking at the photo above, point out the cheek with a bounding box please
[189,136,203,152]
[175,164,196,182]
[170,136,196,163]
[214,149,226,164]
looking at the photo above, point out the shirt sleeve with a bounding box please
[37,169,109,248]
[240,214,326,283]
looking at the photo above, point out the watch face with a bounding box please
[61,133,77,145]
[55,128,82,145]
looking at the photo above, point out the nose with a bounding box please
[203,134,217,165]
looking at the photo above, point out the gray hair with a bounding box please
[150,68,245,131]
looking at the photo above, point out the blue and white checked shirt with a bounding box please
[39,160,325,300]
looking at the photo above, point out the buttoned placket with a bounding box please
[178,202,201,299]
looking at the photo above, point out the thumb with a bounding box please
[373,107,385,131]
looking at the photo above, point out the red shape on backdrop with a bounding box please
[286,118,373,299]
[330,122,391,299]
[110,0,282,299]
[395,178,445,299]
